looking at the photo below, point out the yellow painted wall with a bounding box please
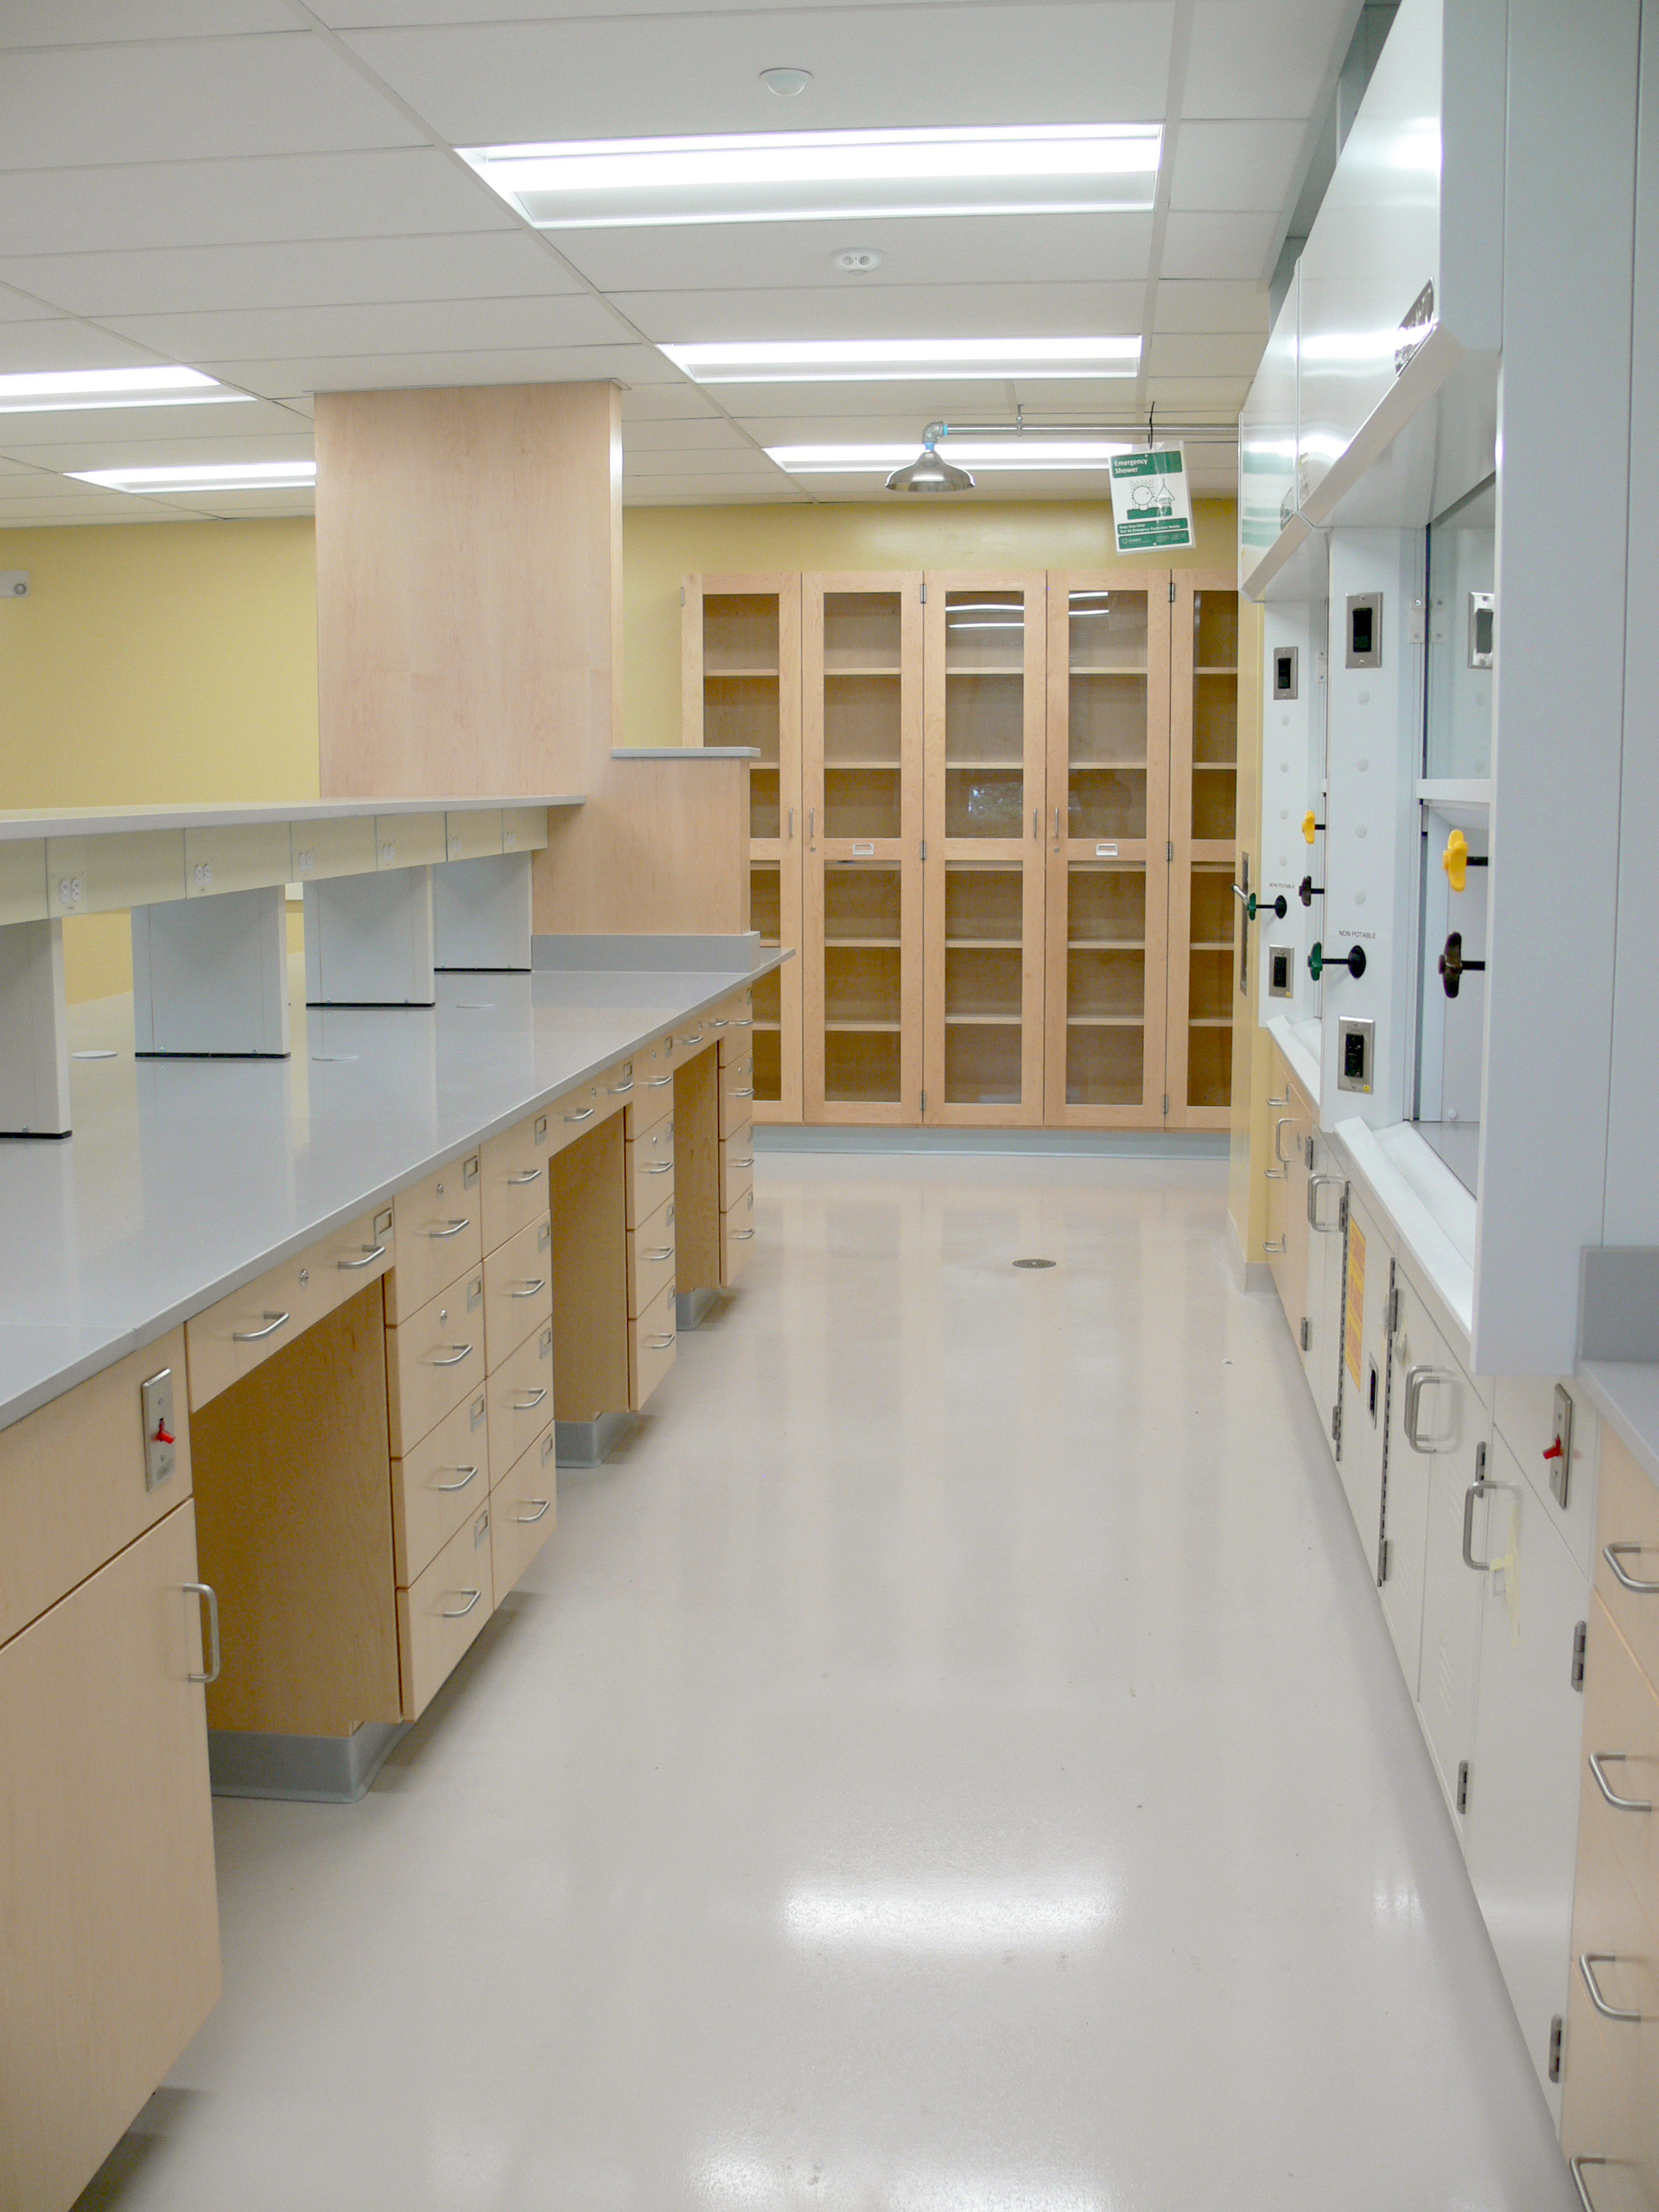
[0,518,319,1000]
[621,497,1238,751]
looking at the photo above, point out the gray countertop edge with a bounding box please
[0,794,587,841]
[1577,1361,1659,1491]
[0,951,785,1433]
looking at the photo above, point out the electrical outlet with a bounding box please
[1345,593,1382,669]
[1337,1017,1375,1095]
[1272,645,1299,700]
[1268,944,1294,997]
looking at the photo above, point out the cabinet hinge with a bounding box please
[680,584,686,606]
[920,1090,927,1113]
[919,581,927,602]
[919,838,927,861]
[1331,1401,1342,1449]
[1161,1092,1169,1117]
[1455,1759,1470,1815]
[1300,1317,1313,1352]
[1548,2015,1564,2083]
[1169,578,1177,604]
[1572,1618,1588,1692]
[1376,1535,1390,1586]
[1387,1281,1402,1338]
[1166,839,1174,863]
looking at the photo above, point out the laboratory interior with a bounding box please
[0,2,1654,2208]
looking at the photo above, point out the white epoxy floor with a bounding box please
[80,1156,1575,2212]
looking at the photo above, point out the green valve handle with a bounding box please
[1308,939,1367,982]
[1246,892,1287,921]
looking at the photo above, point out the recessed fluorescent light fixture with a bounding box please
[461,124,1160,228]
[0,366,251,415]
[769,441,1134,474]
[67,461,316,494]
[670,337,1140,385]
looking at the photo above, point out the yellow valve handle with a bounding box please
[1442,828,1469,893]
[1302,810,1318,846]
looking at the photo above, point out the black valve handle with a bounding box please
[1308,939,1366,982]
[1438,931,1486,1000]
[1298,874,1324,907]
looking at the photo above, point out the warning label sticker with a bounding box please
[1109,447,1195,554]
[1344,1219,1366,1389]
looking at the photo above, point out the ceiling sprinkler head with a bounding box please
[760,67,812,95]
[834,248,882,272]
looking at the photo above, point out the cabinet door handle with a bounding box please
[1273,1115,1294,1166]
[513,1497,552,1523]
[1580,1953,1643,2024]
[429,1217,470,1239]
[788,806,795,840]
[1052,805,1063,851]
[808,806,816,843]
[1588,1751,1654,1812]
[1307,1173,1345,1233]
[1404,1366,1458,1452]
[511,1277,547,1299]
[1605,1542,1659,1594]
[1570,2158,1612,2212]
[432,1465,480,1492]
[644,1247,674,1262]
[729,1157,754,1171]
[1262,1237,1286,1255]
[646,1073,674,1087]
[1268,1093,1290,1107]
[1460,1471,1495,1570]
[730,1086,754,1099]
[1033,807,1040,840]
[564,1105,594,1123]
[608,1077,634,1094]
[232,1309,289,1343]
[441,1588,481,1619]
[512,1387,549,1410]
[507,1169,543,1185]
[648,1332,675,1349]
[183,1581,220,1685]
[645,1161,674,1177]
[432,1343,474,1367]
[730,1227,756,1242]
[338,1243,387,1270]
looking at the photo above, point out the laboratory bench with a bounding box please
[0,943,779,2212]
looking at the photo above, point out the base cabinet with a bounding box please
[0,1502,220,2212]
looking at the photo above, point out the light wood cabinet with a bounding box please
[1166,571,1239,1127]
[0,1501,219,2212]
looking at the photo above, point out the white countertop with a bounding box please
[1266,1014,1320,1103]
[1331,1116,1478,1351]
[0,956,778,1432]
[1579,1362,1659,1490]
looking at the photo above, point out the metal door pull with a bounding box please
[1588,1751,1654,1812]
[513,1388,549,1410]
[183,1581,220,1685]
[1580,1953,1643,2023]
[1605,1543,1659,1594]
[440,1589,481,1619]
[564,1106,594,1122]
[429,1217,470,1238]
[338,1243,387,1269]
[432,1466,480,1492]
[232,1310,289,1343]
[511,1277,547,1297]
[432,1344,474,1367]
[514,1498,552,1523]
[507,1169,543,1185]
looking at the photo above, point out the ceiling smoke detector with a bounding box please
[834,248,882,271]
[760,67,812,95]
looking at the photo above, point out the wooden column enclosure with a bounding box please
[315,382,747,935]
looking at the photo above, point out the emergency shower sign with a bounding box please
[1109,448,1194,553]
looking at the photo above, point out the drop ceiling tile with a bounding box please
[608,282,1148,347]
[1141,374,1251,409]
[137,491,316,518]
[709,377,1046,419]
[1159,210,1280,282]
[192,340,682,399]
[1154,280,1268,333]
[0,151,517,259]
[1004,377,1158,412]
[340,3,1175,142]
[554,213,1157,296]
[623,479,807,504]
[620,416,755,453]
[619,385,723,422]
[0,400,309,451]
[0,2,294,40]
[624,448,783,477]
[0,233,583,320]
[1170,121,1307,212]
[0,283,60,322]
[732,412,965,445]
[1182,0,1354,120]
[0,321,169,374]
[1145,332,1267,378]
[15,431,315,474]
[0,36,422,170]
[321,0,957,20]
[97,293,627,364]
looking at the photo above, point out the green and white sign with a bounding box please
[1109,447,1194,554]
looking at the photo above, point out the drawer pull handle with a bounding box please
[507,1169,543,1185]
[432,1343,474,1367]
[730,1228,756,1242]
[1307,1173,1345,1233]
[729,1157,754,1171]
[1460,1470,1496,1571]
[511,1277,548,1298]
[1267,1092,1290,1108]
[1580,1952,1643,2024]
[735,1017,752,1027]
[432,1465,480,1492]
[1404,1366,1459,1453]
[514,1497,552,1523]
[646,1073,674,1087]
[429,1217,471,1239]
[708,1018,728,1028]
[1272,1115,1294,1166]
[730,1086,754,1099]
[1264,1164,1287,1181]
[608,1077,634,1094]
[564,1105,595,1123]
[644,1247,674,1262]
[440,1588,481,1619]
[183,1581,221,1686]
[338,1243,388,1270]
[1570,2158,1612,2212]
[232,1309,290,1343]
[1262,1237,1286,1255]
[648,1332,675,1350]
[1604,1542,1659,1594]
[513,1387,549,1410]
[678,1029,703,1045]
[1588,1751,1654,1813]
[647,1161,673,1175]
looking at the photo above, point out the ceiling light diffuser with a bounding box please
[0,366,250,415]
[68,461,316,494]
[461,124,1160,228]
[769,441,1135,474]
[669,337,1140,384]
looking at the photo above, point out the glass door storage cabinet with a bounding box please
[803,575,924,1122]
[923,575,1047,1122]
[683,574,803,1119]
[1043,575,1171,1123]
[1167,572,1239,1126]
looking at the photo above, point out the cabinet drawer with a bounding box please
[627,1116,676,1228]
[388,1151,481,1321]
[1582,1593,1659,1925]
[717,999,754,1060]
[479,1111,552,1253]
[1563,1771,1659,2184]
[391,1387,490,1588]
[310,1206,396,1322]
[626,1063,676,1142]
[397,1503,494,1719]
[385,1266,485,1456]
[629,1279,677,1409]
[483,1212,554,1370]
[719,1054,755,1136]
[673,1019,709,1056]
[486,1318,555,1474]
[722,1185,756,1288]
[1,1329,192,1651]
[721,1123,755,1213]
[491,1427,556,1599]
[627,1196,677,1319]
[186,1248,323,1410]
[1596,1432,1659,1696]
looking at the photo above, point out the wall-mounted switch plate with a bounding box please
[1345,594,1382,669]
[1548,1383,1574,1510]
[1268,944,1294,997]
[1337,1016,1375,1094]
[1468,590,1496,668]
[141,1368,177,1491]
[1272,646,1299,701]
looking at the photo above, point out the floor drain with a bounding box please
[1013,1257,1057,1269]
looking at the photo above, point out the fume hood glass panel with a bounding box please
[1413,802,1487,1194]
[1068,586,1150,838]
[945,588,1027,837]
[1424,485,1496,782]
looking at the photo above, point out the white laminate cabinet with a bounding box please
[1379,1280,1439,1693]
[1305,1126,1348,1445]
[1336,1195,1392,1570]
[1416,1360,1492,1827]
[1464,1427,1592,2118]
